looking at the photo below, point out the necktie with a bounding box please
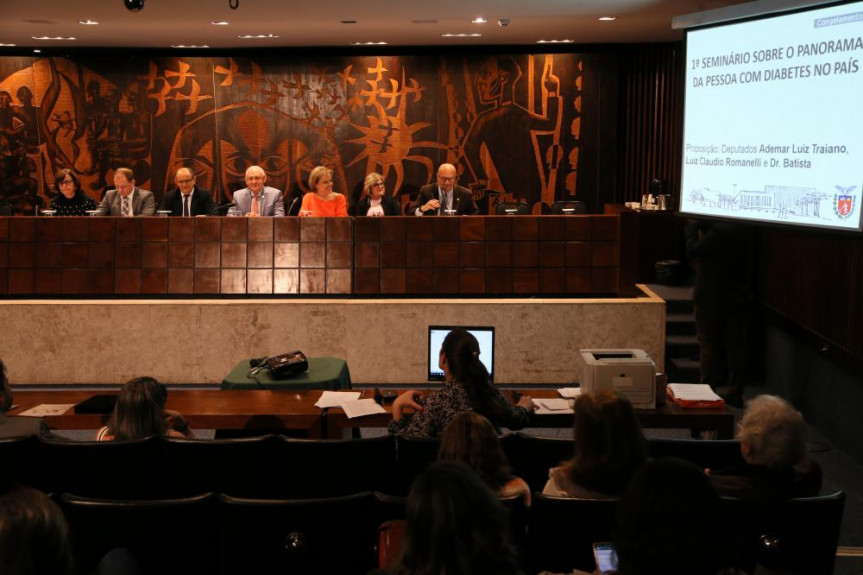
[122,197,130,217]
[251,193,260,216]
[183,194,190,217]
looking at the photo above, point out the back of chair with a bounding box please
[502,432,574,492]
[647,438,744,471]
[0,435,39,489]
[59,492,217,575]
[276,434,397,497]
[495,202,530,215]
[551,200,587,214]
[36,436,163,498]
[721,491,845,575]
[526,493,619,574]
[394,434,441,495]
[218,491,377,575]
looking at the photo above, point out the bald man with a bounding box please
[159,167,217,216]
[414,163,478,216]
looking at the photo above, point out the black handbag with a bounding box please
[266,351,309,379]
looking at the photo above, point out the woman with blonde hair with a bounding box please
[355,172,399,216]
[299,165,348,217]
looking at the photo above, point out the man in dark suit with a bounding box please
[159,167,217,216]
[0,359,50,439]
[413,163,478,216]
[95,167,156,216]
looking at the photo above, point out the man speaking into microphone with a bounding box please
[414,163,478,216]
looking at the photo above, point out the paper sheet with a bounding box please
[557,387,582,399]
[533,398,574,415]
[17,404,75,417]
[314,391,361,408]
[666,383,722,401]
[340,399,387,419]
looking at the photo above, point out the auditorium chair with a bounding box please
[218,491,378,575]
[647,437,745,471]
[393,434,441,495]
[0,435,39,489]
[36,436,164,498]
[525,493,619,574]
[59,491,217,575]
[275,434,397,496]
[495,201,531,215]
[721,491,846,575]
[160,434,282,497]
[502,432,574,492]
[551,200,588,214]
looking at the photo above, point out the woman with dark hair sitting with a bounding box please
[543,389,647,499]
[438,411,531,505]
[390,329,534,437]
[377,461,523,575]
[95,377,194,441]
[0,485,75,575]
[49,169,97,216]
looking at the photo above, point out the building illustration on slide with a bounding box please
[687,183,857,221]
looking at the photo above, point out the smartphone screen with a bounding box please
[593,542,618,574]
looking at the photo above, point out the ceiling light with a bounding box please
[537,39,574,44]
[599,16,616,21]
[237,33,279,39]
[441,33,482,38]
[33,49,41,53]
[32,36,76,41]
[351,41,387,45]
[472,17,486,24]
[78,20,99,25]
[0,44,17,47]
[172,44,210,48]
[210,21,230,25]
[124,0,145,12]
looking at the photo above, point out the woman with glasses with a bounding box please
[354,172,399,216]
[49,169,97,216]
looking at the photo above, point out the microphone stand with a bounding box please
[206,201,237,216]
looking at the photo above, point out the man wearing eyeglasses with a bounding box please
[159,167,217,217]
[414,163,478,216]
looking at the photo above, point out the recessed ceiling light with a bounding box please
[31,36,76,41]
[237,33,279,39]
[78,20,99,25]
[599,16,616,21]
[441,33,482,38]
[472,17,486,24]
[33,49,41,53]
[351,41,387,45]
[537,39,574,44]
[172,44,210,48]
[0,44,17,47]
[210,21,230,26]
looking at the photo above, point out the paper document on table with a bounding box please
[314,391,361,408]
[533,398,574,415]
[340,399,387,419]
[666,384,722,401]
[18,404,75,417]
[557,387,582,399]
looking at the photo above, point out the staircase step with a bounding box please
[665,299,695,315]
[666,313,696,336]
[666,334,700,357]
[668,357,701,383]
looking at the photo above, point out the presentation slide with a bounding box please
[680,1,863,231]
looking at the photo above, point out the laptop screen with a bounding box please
[428,325,495,383]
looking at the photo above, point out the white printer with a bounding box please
[578,349,656,409]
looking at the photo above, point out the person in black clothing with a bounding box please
[158,167,217,216]
[49,169,97,216]
[354,172,399,216]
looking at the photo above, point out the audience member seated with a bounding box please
[49,169,97,216]
[438,412,531,506]
[390,329,534,437]
[299,165,348,217]
[0,485,75,575]
[371,461,522,575]
[612,458,740,575]
[0,359,51,439]
[355,172,399,216]
[96,377,194,441]
[543,390,646,499]
[709,394,822,500]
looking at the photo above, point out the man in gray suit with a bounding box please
[0,359,50,439]
[96,167,156,216]
[228,165,285,217]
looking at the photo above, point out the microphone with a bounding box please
[286,196,300,216]
[207,201,236,215]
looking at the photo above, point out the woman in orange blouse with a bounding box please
[299,166,348,217]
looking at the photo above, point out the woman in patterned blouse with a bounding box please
[389,329,535,437]
[49,169,97,216]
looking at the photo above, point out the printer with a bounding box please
[578,349,656,409]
